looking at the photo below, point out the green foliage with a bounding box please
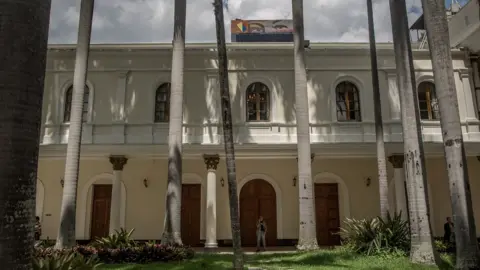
[434,239,456,254]
[92,228,137,249]
[32,252,102,270]
[35,244,194,265]
[339,212,410,256]
[35,239,56,248]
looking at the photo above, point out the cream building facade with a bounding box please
[36,42,480,247]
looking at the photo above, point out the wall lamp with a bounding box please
[220,177,225,187]
[365,177,371,187]
[292,177,297,187]
[60,178,64,188]
[143,178,149,188]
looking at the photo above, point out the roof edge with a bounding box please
[48,42,399,51]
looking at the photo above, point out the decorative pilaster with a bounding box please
[203,154,219,248]
[388,154,408,220]
[109,156,127,234]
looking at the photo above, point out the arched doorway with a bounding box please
[240,179,277,246]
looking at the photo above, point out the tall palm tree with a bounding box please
[55,0,94,249]
[292,0,318,250]
[161,0,186,245]
[213,0,244,268]
[366,0,389,219]
[0,0,51,267]
[389,0,439,265]
[421,0,480,267]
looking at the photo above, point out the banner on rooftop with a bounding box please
[231,19,293,34]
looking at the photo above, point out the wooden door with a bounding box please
[90,185,112,240]
[315,183,340,246]
[181,184,201,246]
[240,179,277,246]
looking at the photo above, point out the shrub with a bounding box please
[92,228,137,249]
[339,212,410,256]
[434,239,455,254]
[33,252,102,270]
[35,244,194,265]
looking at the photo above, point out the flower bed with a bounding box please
[35,244,194,264]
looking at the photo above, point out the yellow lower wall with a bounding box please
[36,156,480,241]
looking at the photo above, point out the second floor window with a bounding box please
[64,85,90,123]
[418,81,439,120]
[154,82,171,122]
[246,82,270,121]
[336,81,361,121]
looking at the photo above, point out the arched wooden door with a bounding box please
[315,183,340,246]
[90,185,112,239]
[240,179,277,247]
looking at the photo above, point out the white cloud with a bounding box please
[48,0,423,44]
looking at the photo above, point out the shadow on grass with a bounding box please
[245,250,356,268]
[99,251,455,270]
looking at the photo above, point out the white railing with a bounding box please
[39,120,480,146]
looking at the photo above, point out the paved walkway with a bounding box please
[194,246,297,254]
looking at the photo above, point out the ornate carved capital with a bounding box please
[388,154,404,169]
[296,153,315,162]
[203,154,220,170]
[110,156,128,171]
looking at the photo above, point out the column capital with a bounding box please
[388,154,404,168]
[203,154,220,170]
[109,156,128,171]
[296,153,315,162]
[118,70,130,78]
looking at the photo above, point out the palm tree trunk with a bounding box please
[366,0,389,219]
[161,0,186,245]
[213,0,244,268]
[0,1,51,267]
[292,0,318,250]
[389,0,439,265]
[421,0,480,267]
[55,0,94,249]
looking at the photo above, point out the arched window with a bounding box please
[246,82,270,121]
[64,85,90,123]
[335,81,361,121]
[418,81,439,120]
[154,83,171,122]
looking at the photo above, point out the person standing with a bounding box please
[35,216,42,241]
[443,216,454,243]
[256,216,267,252]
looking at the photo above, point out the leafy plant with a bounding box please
[35,243,195,265]
[33,252,102,270]
[35,239,56,248]
[33,252,75,270]
[434,239,455,254]
[339,212,410,256]
[92,228,137,249]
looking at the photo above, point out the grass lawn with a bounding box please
[99,249,454,269]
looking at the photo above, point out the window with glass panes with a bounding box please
[335,81,361,121]
[64,85,90,123]
[154,83,171,122]
[246,82,270,121]
[417,81,439,120]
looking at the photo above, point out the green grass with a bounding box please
[98,249,455,269]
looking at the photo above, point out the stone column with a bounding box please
[109,156,127,234]
[388,154,408,220]
[471,57,480,115]
[203,154,220,248]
